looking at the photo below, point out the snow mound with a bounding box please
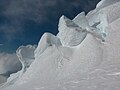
[1,0,120,90]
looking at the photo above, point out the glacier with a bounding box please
[1,0,120,90]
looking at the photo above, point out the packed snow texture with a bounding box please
[35,33,62,58]
[1,0,120,90]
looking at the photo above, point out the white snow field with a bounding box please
[1,0,120,90]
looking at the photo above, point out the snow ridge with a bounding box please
[1,0,120,90]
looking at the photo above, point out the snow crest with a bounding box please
[1,0,120,90]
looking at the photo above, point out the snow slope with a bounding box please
[1,0,120,90]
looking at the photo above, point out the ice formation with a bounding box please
[96,0,120,9]
[16,45,36,73]
[35,33,62,58]
[72,12,89,29]
[1,0,120,90]
[57,15,87,47]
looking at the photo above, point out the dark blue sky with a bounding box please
[0,0,100,53]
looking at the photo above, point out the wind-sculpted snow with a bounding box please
[35,33,62,58]
[57,11,106,47]
[57,15,87,46]
[73,12,89,29]
[16,45,36,73]
[96,0,120,9]
[1,0,120,90]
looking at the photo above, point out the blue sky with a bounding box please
[0,0,100,53]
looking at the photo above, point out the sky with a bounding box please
[0,0,100,53]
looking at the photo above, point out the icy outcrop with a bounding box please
[16,45,36,73]
[35,33,62,58]
[15,45,36,76]
[86,0,120,42]
[57,15,87,47]
[73,12,89,29]
[87,0,120,26]
[96,0,120,9]
[57,11,107,47]
[1,0,120,90]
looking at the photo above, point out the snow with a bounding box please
[35,33,62,58]
[57,15,87,47]
[1,0,120,90]
[96,0,120,9]
[73,12,89,29]
[87,0,120,25]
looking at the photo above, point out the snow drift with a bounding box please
[1,0,120,90]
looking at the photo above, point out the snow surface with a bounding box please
[1,0,120,90]
[16,45,36,73]
[35,33,62,58]
[73,12,89,29]
[96,0,120,9]
[57,15,87,47]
